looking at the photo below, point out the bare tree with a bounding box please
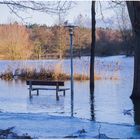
[108,1,133,56]
[90,1,96,91]
[74,14,88,57]
[118,5,133,56]
[110,1,140,99]
[0,23,32,60]
[0,1,75,60]
[127,1,140,99]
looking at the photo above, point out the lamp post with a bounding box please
[65,24,76,117]
[69,26,74,117]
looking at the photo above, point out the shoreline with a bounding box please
[0,112,139,139]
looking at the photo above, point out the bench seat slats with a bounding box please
[58,88,70,91]
[29,88,70,91]
[26,80,64,86]
[31,88,57,91]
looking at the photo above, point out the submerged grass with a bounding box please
[0,66,90,81]
[0,60,120,81]
[0,68,13,81]
[0,67,119,81]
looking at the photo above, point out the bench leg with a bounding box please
[37,89,39,96]
[29,89,32,98]
[56,90,59,101]
[29,81,32,98]
[63,90,65,96]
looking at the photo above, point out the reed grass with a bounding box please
[0,68,13,80]
[0,60,120,81]
[0,66,90,81]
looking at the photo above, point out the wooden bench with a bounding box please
[26,80,69,100]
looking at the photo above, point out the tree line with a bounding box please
[0,22,134,60]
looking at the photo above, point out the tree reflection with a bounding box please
[90,88,95,121]
[132,99,140,125]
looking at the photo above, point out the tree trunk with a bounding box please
[132,99,140,125]
[90,1,96,91]
[127,2,140,99]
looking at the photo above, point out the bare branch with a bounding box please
[0,1,75,22]
[98,1,107,27]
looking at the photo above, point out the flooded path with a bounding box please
[0,56,136,125]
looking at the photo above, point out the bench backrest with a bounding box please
[26,80,64,86]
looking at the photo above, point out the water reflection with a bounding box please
[2,79,25,86]
[27,94,65,114]
[0,56,135,124]
[132,99,140,125]
[90,88,95,121]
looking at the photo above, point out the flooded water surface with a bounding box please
[0,56,136,125]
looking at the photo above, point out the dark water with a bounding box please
[0,56,137,125]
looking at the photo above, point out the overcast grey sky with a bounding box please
[0,1,131,29]
[0,1,90,24]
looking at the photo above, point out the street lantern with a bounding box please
[65,24,77,117]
